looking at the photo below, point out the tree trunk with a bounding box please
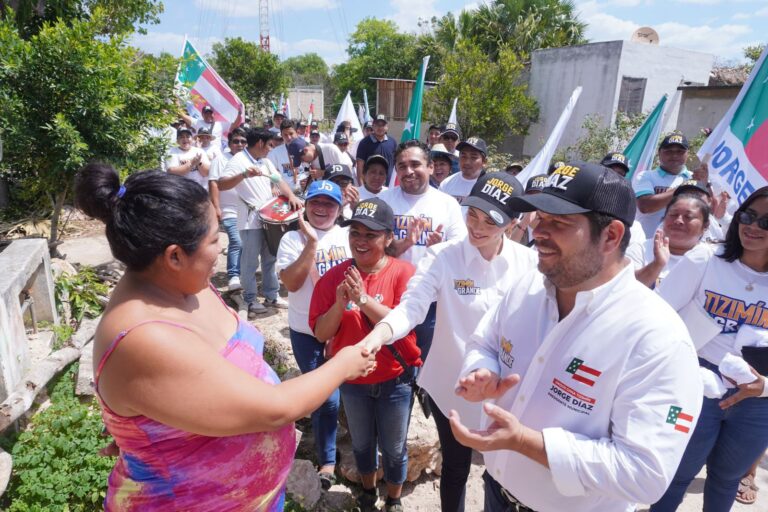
[49,189,67,257]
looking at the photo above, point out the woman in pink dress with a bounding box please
[75,162,375,511]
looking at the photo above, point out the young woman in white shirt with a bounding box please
[651,186,768,512]
[627,194,710,288]
[275,180,350,490]
[357,172,538,512]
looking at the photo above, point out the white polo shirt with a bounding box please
[462,263,702,512]
[382,236,537,429]
[208,151,238,221]
[377,186,467,266]
[221,150,280,231]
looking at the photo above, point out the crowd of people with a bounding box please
[74,104,768,512]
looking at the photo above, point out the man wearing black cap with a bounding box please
[450,161,702,512]
[333,132,355,169]
[439,123,461,175]
[440,137,488,204]
[356,114,398,186]
[179,104,225,149]
[634,133,697,236]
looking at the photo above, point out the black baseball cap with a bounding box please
[177,127,193,137]
[373,114,388,125]
[457,137,488,157]
[674,179,711,197]
[310,120,319,128]
[364,154,389,172]
[297,120,307,128]
[341,197,394,231]
[202,105,214,113]
[509,161,637,226]
[441,122,460,138]
[525,174,549,194]
[334,132,349,144]
[363,121,373,129]
[273,111,286,118]
[196,126,213,137]
[660,133,689,150]
[600,152,629,174]
[463,173,524,226]
[323,163,356,183]
[310,129,320,136]
[428,123,441,131]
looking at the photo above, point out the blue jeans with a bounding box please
[239,228,278,303]
[414,302,437,362]
[221,217,241,278]
[651,359,768,512]
[289,329,339,467]
[340,370,415,485]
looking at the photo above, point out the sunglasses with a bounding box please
[231,138,247,144]
[737,211,768,230]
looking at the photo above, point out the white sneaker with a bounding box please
[264,297,289,309]
[248,301,268,318]
[227,276,242,292]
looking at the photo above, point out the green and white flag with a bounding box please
[625,95,668,187]
[402,56,430,141]
[700,44,768,204]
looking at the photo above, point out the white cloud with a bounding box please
[193,0,338,18]
[388,0,441,32]
[575,2,755,61]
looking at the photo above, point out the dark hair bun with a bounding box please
[75,162,121,223]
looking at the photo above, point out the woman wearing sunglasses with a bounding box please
[651,186,768,512]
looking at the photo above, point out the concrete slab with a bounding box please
[58,235,114,267]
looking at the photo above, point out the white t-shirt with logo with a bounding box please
[658,244,768,365]
[201,143,223,163]
[633,166,693,236]
[165,146,210,190]
[208,151,238,221]
[268,144,295,183]
[193,119,224,148]
[378,186,468,266]
[276,226,350,335]
[221,150,280,231]
[439,173,479,204]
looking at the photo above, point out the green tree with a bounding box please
[424,40,538,144]
[282,52,328,86]
[744,44,765,73]
[0,10,174,244]
[209,37,289,113]
[1,0,163,38]
[423,0,586,63]
[331,18,424,112]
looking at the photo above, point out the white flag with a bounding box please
[448,97,458,125]
[516,87,583,185]
[334,91,364,144]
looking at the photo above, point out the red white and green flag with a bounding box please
[565,357,602,387]
[666,405,694,433]
[307,100,315,126]
[175,38,244,131]
[699,44,768,204]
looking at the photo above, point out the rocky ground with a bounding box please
[58,231,768,511]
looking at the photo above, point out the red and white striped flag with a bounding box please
[175,38,244,135]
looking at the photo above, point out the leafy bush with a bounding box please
[1,363,114,511]
[55,267,109,325]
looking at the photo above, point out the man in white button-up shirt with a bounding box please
[450,161,703,512]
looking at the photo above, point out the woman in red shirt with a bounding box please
[309,197,421,512]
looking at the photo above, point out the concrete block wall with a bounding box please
[0,239,57,401]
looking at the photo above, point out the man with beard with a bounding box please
[449,161,702,512]
[378,140,466,360]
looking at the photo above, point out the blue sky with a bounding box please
[132,0,766,65]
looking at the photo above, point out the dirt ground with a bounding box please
[58,230,768,511]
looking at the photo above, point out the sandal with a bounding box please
[318,471,337,491]
[736,474,759,505]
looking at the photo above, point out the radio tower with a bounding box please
[259,0,270,52]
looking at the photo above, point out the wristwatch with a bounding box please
[356,294,369,307]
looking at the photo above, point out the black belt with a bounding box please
[500,487,536,512]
